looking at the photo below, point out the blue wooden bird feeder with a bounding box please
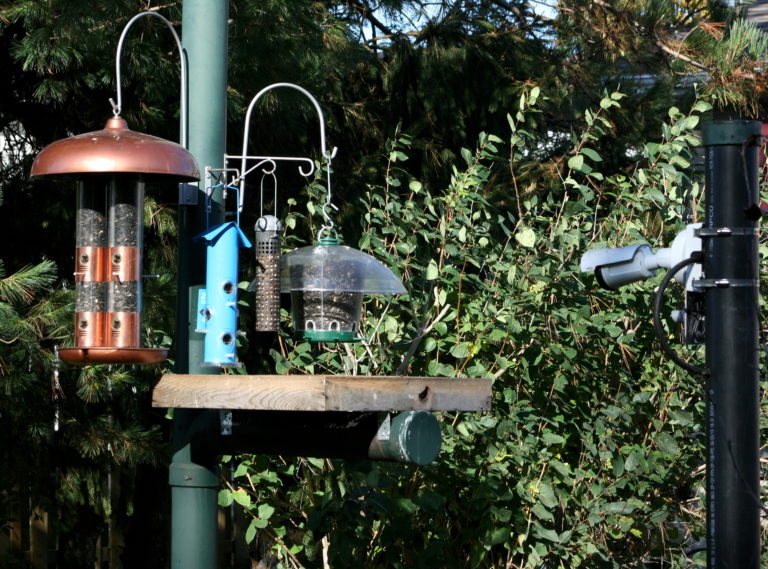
[194,220,252,366]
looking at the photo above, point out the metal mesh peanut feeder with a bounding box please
[252,214,283,331]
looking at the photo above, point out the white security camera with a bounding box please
[580,244,657,289]
[580,223,702,290]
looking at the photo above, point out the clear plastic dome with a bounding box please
[280,239,407,294]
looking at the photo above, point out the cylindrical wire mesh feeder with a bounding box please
[250,215,283,332]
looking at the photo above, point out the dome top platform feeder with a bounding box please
[281,236,407,342]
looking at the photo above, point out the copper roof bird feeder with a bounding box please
[30,11,197,365]
[31,117,199,364]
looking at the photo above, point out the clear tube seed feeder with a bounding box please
[30,117,199,364]
[29,12,198,365]
[281,237,406,342]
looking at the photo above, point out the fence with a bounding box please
[1,491,122,569]
[1,485,253,569]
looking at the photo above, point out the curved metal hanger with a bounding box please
[235,82,338,212]
[110,11,189,149]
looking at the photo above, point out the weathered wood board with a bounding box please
[152,374,492,412]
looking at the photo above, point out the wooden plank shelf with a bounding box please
[152,374,492,412]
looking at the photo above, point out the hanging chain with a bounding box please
[51,346,64,432]
[318,152,339,241]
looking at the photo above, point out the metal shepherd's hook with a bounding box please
[237,82,338,212]
[110,11,189,149]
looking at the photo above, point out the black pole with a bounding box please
[702,120,761,569]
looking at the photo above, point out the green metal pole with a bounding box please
[171,1,229,568]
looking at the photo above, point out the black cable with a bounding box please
[652,255,709,377]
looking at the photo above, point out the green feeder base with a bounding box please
[297,329,366,343]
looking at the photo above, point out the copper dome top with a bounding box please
[30,117,199,181]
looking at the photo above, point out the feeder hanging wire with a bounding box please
[110,11,189,149]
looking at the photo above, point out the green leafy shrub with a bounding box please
[222,90,765,568]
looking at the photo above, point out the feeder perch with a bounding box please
[280,236,407,342]
[30,117,199,365]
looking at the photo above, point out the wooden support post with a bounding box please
[28,508,47,569]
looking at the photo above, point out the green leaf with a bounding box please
[656,433,679,455]
[601,501,639,515]
[669,410,693,426]
[613,455,625,477]
[581,147,603,162]
[306,457,325,469]
[245,520,258,544]
[233,462,250,478]
[232,490,251,508]
[567,154,584,170]
[542,432,564,446]
[536,525,561,543]
[538,483,558,509]
[532,502,555,522]
[529,86,540,105]
[258,503,275,520]
[451,342,470,359]
[218,490,233,508]
[645,187,666,203]
[426,259,439,280]
[247,516,269,540]
[514,227,536,248]
[624,451,644,472]
[488,527,510,545]
[393,498,419,515]
[669,155,690,168]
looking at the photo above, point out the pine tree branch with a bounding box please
[364,30,421,45]
[653,31,709,71]
[488,0,524,22]
[350,1,395,37]
[591,0,709,72]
